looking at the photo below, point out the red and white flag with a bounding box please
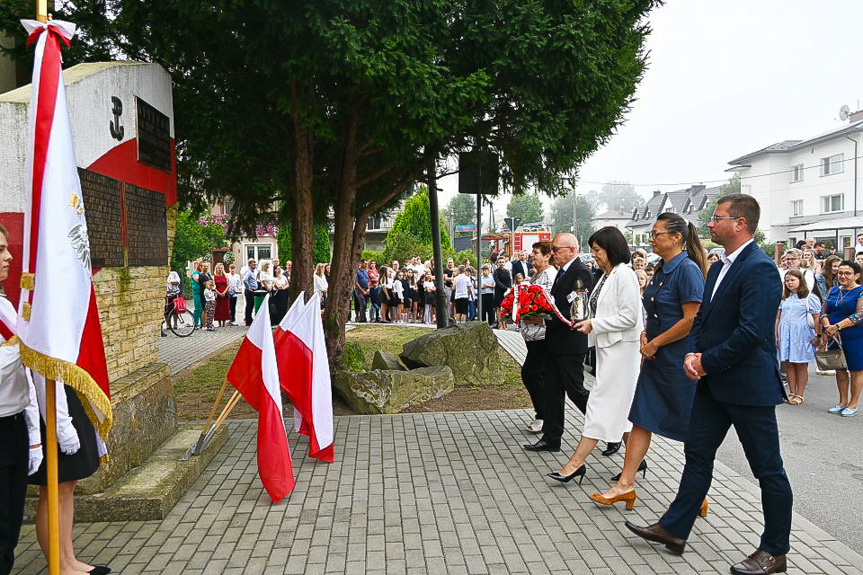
[227,295,294,502]
[16,19,111,440]
[275,293,334,462]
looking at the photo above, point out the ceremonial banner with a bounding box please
[227,295,294,502]
[16,19,111,440]
[275,293,334,463]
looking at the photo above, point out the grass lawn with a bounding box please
[172,324,530,420]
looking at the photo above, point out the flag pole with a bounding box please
[191,377,230,455]
[35,0,60,568]
[44,380,60,575]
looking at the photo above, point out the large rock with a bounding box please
[371,350,408,371]
[334,366,454,414]
[400,322,500,385]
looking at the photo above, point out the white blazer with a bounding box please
[588,263,644,348]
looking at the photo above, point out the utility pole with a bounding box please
[428,157,448,328]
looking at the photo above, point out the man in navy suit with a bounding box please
[626,194,792,575]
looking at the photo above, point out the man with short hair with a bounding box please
[511,252,528,280]
[813,242,827,260]
[243,259,258,326]
[524,233,593,452]
[626,194,793,575]
[855,233,863,255]
[354,259,370,322]
[804,237,815,250]
[492,257,512,324]
[0,223,42,575]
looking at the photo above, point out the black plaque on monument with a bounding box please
[78,168,124,268]
[125,184,168,267]
[135,96,171,172]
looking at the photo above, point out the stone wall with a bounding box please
[95,266,167,381]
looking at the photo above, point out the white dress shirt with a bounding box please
[710,239,754,301]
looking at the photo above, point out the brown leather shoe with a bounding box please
[729,549,787,574]
[623,521,686,554]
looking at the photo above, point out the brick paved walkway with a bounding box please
[159,323,248,375]
[13,409,863,574]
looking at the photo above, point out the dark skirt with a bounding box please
[29,385,100,485]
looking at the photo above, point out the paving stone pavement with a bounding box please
[13,408,863,574]
[159,323,248,375]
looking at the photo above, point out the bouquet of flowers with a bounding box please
[500,284,554,324]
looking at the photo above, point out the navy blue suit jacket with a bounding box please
[689,241,784,406]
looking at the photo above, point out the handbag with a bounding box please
[173,295,187,313]
[815,335,847,371]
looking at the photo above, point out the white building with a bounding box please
[591,208,631,236]
[727,112,863,251]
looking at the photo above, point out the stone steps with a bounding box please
[25,423,228,523]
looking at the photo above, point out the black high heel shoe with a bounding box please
[610,459,648,482]
[547,464,586,485]
[601,442,621,456]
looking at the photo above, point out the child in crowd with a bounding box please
[369,278,382,323]
[776,269,821,405]
[393,270,405,323]
[203,280,217,331]
[422,273,436,324]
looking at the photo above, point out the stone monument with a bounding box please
[0,62,225,521]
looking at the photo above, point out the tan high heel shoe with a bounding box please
[700,497,709,518]
[589,489,637,510]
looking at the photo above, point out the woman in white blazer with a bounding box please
[548,227,643,485]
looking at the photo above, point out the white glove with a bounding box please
[28,445,43,475]
[58,426,80,455]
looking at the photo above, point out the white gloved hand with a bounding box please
[58,426,80,455]
[28,445,43,475]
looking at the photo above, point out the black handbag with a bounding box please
[815,335,847,371]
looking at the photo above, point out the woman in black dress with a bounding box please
[30,378,109,574]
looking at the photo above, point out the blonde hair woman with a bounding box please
[314,263,328,305]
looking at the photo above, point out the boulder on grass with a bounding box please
[400,322,500,385]
[371,350,408,371]
[334,366,454,414]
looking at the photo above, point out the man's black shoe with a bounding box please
[523,439,561,452]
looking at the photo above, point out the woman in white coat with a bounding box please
[548,227,643,485]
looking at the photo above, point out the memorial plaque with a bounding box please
[78,168,124,268]
[135,96,171,172]
[125,184,167,267]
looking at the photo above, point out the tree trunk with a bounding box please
[289,122,314,304]
[323,119,361,373]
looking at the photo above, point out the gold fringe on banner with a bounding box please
[19,341,113,441]
[20,273,35,291]
[1,335,19,347]
[21,303,31,321]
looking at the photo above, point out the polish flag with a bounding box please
[275,293,334,462]
[227,294,294,502]
[16,20,111,441]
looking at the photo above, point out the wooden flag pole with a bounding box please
[37,3,58,574]
[211,390,242,433]
[44,379,60,575]
[202,378,230,436]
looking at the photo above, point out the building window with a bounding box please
[665,207,675,214]
[820,194,844,214]
[791,200,803,216]
[245,243,272,262]
[791,164,804,182]
[820,154,844,176]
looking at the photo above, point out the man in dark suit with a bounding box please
[492,257,512,315]
[524,233,593,452]
[626,194,792,575]
[511,252,529,280]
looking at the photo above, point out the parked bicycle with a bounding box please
[164,294,195,337]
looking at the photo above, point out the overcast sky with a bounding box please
[438,0,863,222]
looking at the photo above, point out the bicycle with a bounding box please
[164,295,195,337]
